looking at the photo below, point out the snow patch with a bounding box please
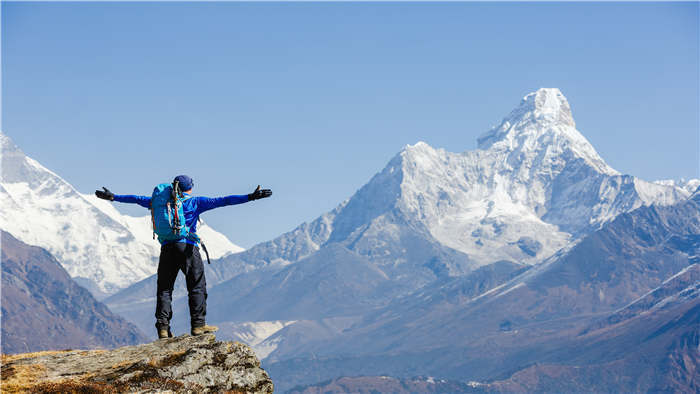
[223,320,297,360]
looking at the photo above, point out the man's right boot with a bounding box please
[157,324,172,339]
[191,324,218,336]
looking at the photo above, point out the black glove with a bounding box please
[248,185,272,201]
[95,187,115,201]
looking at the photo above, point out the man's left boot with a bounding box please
[191,324,218,336]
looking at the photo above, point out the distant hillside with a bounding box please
[490,285,699,393]
[288,376,484,393]
[1,231,147,354]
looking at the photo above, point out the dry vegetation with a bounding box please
[2,350,73,364]
[1,362,48,392]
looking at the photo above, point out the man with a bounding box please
[95,175,272,338]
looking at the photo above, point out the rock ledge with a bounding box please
[1,334,273,393]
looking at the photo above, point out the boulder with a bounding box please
[1,334,273,393]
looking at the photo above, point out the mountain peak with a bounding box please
[478,88,577,149]
[521,88,575,128]
[0,131,23,156]
[476,88,616,175]
[401,141,439,158]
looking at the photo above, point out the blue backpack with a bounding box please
[150,180,192,243]
[149,180,211,264]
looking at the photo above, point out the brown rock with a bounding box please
[1,334,274,393]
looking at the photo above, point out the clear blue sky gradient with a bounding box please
[3,2,698,248]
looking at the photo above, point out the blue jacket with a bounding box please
[114,192,249,245]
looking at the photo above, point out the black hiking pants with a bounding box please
[155,242,207,330]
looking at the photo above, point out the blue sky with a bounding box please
[3,2,698,248]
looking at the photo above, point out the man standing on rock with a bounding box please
[95,175,272,338]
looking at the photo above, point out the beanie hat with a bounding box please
[174,175,194,191]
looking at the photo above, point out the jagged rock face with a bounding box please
[0,334,273,393]
[0,131,243,296]
[1,231,148,354]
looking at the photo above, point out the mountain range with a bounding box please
[106,88,695,326]
[0,131,243,297]
[4,88,697,392]
[260,188,699,391]
[100,88,698,391]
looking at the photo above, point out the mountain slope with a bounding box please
[264,188,700,392]
[1,231,148,354]
[490,270,699,393]
[208,244,393,323]
[319,190,700,355]
[0,131,243,296]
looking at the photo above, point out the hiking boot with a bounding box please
[158,328,169,339]
[191,324,218,336]
[156,324,172,339]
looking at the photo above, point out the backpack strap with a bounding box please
[200,240,211,265]
[187,232,211,264]
[150,208,156,240]
[171,180,182,234]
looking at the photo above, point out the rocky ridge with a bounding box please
[0,334,273,393]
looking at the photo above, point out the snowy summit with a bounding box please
[477,88,616,175]
[225,88,695,277]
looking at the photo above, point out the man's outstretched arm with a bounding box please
[95,187,151,209]
[192,185,272,215]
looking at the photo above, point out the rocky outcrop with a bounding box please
[0,334,274,393]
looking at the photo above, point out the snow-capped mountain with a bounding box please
[654,178,700,195]
[0,131,243,296]
[264,172,700,392]
[386,88,689,266]
[236,88,691,275]
[108,88,696,346]
[242,89,692,275]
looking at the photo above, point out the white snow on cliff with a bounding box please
[368,88,692,266]
[0,131,243,296]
